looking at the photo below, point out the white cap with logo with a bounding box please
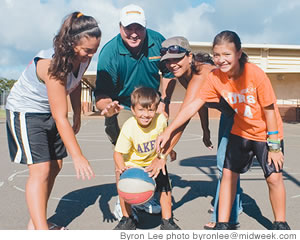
[120,4,146,27]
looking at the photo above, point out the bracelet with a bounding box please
[267,138,280,144]
[158,153,167,161]
[267,138,281,151]
[268,148,281,153]
[267,130,279,135]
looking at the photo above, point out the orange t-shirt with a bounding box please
[199,62,283,141]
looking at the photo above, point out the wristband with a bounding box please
[161,97,171,105]
[267,138,281,151]
[267,130,279,135]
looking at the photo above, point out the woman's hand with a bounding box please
[203,129,213,149]
[170,150,177,161]
[72,112,81,134]
[155,129,171,153]
[268,151,284,172]
[100,101,124,117]
[73,155,95,180]
[145,158,166,179]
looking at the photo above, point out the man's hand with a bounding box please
[100,101,124,117]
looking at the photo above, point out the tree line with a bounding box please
[0,78,16,92]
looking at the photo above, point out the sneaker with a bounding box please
[133,198,161,214]
[214,222,234,230]
[113,216,136,230]
[160,218,181,230]
[272,221,291,230]
[113,198,139,223]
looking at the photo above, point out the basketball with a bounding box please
[117,167,156,205]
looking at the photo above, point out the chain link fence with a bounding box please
[0,90,9,110]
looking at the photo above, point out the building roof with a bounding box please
[83,42,300,87]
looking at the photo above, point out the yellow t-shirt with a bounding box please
[115,113,167,167]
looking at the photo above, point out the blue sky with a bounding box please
[1,0,300,79]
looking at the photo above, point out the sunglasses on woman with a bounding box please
[160,45,188,56]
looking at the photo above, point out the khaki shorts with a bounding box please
[104,109,133,145]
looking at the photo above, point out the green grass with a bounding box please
[0,109,6,118]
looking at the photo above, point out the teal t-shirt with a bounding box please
[95,29,173,109]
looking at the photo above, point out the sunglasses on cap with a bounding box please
[160,45,188,56]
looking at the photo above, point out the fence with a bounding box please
[0,90,9,109]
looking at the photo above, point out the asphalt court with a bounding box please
[0,117,299,230]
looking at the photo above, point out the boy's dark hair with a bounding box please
[131,87,160,109]
[48,12,101,82]
[212,30,248,67]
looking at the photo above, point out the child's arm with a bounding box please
[113,151,128,175]
[263,104,284,172]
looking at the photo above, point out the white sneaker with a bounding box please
[113,198,139,223]
[132,198,161,214]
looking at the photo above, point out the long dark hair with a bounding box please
[191,51,215,73]
[48,12,101,82]
[212,30,248,67]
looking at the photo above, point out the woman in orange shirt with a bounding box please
[156,30,290,230]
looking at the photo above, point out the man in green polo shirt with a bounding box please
[94,4,175,226]
[95,4,174,145]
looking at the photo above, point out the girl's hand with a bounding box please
[73,155,95,180]
[268,151,284,172]
[100,101,124,117]
[145,158,166,179]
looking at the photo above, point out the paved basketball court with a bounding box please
[0,116,299,230]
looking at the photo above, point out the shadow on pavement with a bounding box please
[48,155,277,230]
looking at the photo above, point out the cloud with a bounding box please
[1,0,300,79]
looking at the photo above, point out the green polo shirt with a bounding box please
[95,29,173,109]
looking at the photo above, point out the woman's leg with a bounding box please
[209,114,242,225]
[26,160,62,230]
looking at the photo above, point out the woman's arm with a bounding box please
[263,104,284,172]
[156,97,205,153]
[38,59,94,180]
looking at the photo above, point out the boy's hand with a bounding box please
[115,166,130,175]
[145,158,166,179]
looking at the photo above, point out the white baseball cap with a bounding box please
[120,4,146,27]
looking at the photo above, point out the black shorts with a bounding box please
[155,166,172,193]
[6,110,67,165]
[224,134,284,178]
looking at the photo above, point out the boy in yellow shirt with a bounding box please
[113,87,180,230]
